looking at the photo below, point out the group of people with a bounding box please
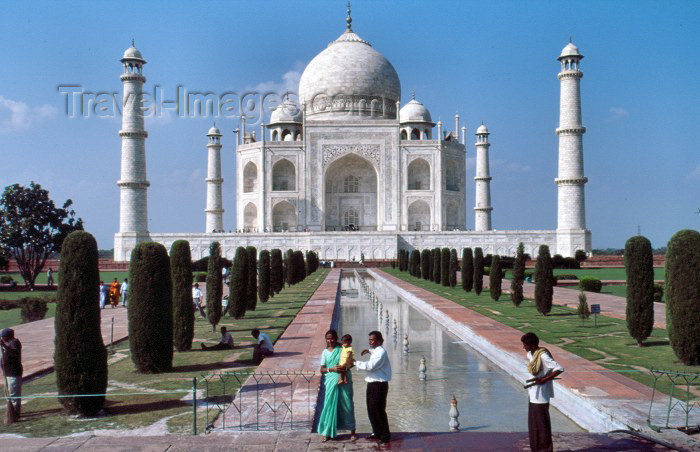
[199,327,274,364]
[316,330,563,452]
[318,330,392,444]
[99,278,128,309]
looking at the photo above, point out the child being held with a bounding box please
[338,334,354,385]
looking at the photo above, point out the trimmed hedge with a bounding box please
[510,242,525,307]
[258,250,270,303]
[534,245,554,315]
[206,242,224,330]
[230,246,248,319]
[246,246,258,311]
[462,248,473,292]
[171,240,194,352]
[474,247,484,295]
[579,276,602,293]
[270,249,283,296]
[625,235,654,346]
[421,249,430,281]
[432,248,441,283]
[489,255,502,301]
[449,249,458,288]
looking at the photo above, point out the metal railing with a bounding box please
[647,369,700,432]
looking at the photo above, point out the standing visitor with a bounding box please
[46,267,54,287]
[521,332,564,452]
[192,283,205,318]
[120,278,129,307]
[251,328,274,364]
[109,278,120,308]
[99,281,107,309]
[0,328,22,424]
[317,330,357,442]
[353,330,392,443]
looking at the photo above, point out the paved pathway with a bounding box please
[0,431,680,451]
[216,269,342,431]
[1,307,129,386]
[374,270,686,432]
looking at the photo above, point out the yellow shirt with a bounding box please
[339,345,354,367]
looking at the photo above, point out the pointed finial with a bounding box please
[346,0,352,31]
[412,90,415,100]
[569,36,572,43]
[213,121,216,127]
[132,38,135,47]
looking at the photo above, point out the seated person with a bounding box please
[251,328,274,364]
[201,326,234,350]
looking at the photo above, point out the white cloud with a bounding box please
[0,96,58,132]
[608,106,629,121]
[686,164,700,180]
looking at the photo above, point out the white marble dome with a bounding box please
[270,98,302,124]
[208,126,221,135]
[476,124,489,134]
[122,46,145,61]
[400,99,433,124]
[298,30,401,119]
[559,42,582,59]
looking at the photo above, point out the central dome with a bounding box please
[298,30,401,120]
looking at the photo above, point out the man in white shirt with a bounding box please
[251,328,274,364]
[201,326,234,350]
[353,330,392,443]
[192,283,205,318]
[522,332,564,452]
[120,278,129,307]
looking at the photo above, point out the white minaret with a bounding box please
[474,124,492,231]
[205,125,224,232]
[115,42,150,261]
[556,41,588,255]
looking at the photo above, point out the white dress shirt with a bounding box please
[527,350,564,404]
[355,345,392,382]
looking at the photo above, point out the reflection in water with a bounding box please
[337,272,583,433]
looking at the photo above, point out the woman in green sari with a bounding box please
[317,330,357,441]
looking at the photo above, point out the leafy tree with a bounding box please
[575,249,587,262]
[258,250,270,303]
[534,245,554,315]
[489,255,502,301]
[421,249,430,281]
[432,247,441,283]
[246,246,258,310]
[625,236,654,346]
[170,240,194,352]
[441,248,450,286]
[462,248,473,292]
[449,249,458,288]
[270,248,283,295]
[54,231,107,415]
[230,246,248,319]
[0,182,83,288]
[510,242,526,307]
[665,229,700,365]
[128,242,173,373]
[577,291,590,325]
[206,242,223,330]
[474,247,484,295]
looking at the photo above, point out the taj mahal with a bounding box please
[113,7,591,262]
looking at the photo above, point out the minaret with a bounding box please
[555,41,588,253]
[474,124,492,231]
[116,42,149,259]
[205,125,224,232]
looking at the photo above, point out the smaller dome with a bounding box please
[559,42,582,59]
[400,99,433,124]
[270,99,302,124]
[208,126,221,135]
[476,124,489,134]
[122,45,145,61]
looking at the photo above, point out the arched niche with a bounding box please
[243,202,257,231]
[407,158,430,190]
[407,200,430,231]
[272,159,296,191]
[445,199,460,229]
[272,200,297,232]
[324,153,377,231]
[243,161,258,193]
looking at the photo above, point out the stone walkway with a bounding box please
[1,307,129,386]
[373,270,687,433]
[0,431,678,451]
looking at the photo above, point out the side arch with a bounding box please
[407,200,430,231]
[272,159,296,191]
[243,161,258,193]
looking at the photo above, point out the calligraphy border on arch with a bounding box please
[321,144,381,170]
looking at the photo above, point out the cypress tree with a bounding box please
[425,249,432,281]
[665,229,700,365]
[294,250,306,283]
[258,249,271,303]
[534,244,554,315]
[510,242,525,307]
[129,242,173,373]
[246,245,258,310]
[285,249,294,286]
[206,242,224,330]
[55,231,107,416]
[413,250,422,277]
[432,247,441,283]
[462,248,473,292]
[421,249,430,281]
[449,249,458,288]
[441,247,450,286]
[230,246,248,319]
[489,255,502,301]
[474,247,484,295]
[407,250,413,274]
[170,240,194,352]
[270,248,283,295]
[625,236,654,346]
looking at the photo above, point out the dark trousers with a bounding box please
[366,381,390,440]
[528,402,553,452]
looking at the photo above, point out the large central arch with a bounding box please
[324,154,378,231]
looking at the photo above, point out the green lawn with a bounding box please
[1,271,129,287]
[0,303,57,330]
[551,267,665,280]
[384,268,698,400]
[0,269,329,437]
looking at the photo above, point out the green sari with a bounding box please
[317,346,356,438]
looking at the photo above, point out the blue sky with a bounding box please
[0,0,698,250]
